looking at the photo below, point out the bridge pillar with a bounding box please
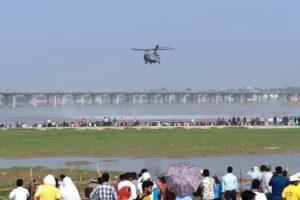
[125,95,130,104]
[12,95,17,107]
[92,95,96,105]
[81,95,84,106]
[216,94,220,104]
[240,94,244,103]
[133,95,138,105]
[168,95,174,104]
[33,96,37,107]
[203,94,207,103]
[256,94,261,103]
[46,95,50,105]
[62,96,65,106]
[99,96,103,105]
[109,95,114,104]
[183,95,187,104]
[116,95,120,105]
[284,94,287,102]
[154,95,161,104]
[54,95,58,106]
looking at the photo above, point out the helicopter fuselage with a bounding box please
[144,51,160,64]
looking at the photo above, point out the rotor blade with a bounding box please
[159,45,172,48]
[131,48,150,51]
[158,48,175,50]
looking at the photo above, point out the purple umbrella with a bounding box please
[166,162,202,196]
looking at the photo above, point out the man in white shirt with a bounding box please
[9,179,29,200]
[222,166,238,200]
[260,164,272,200]
[118,172,137,200]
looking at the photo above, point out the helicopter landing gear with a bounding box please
[145,61,147,64]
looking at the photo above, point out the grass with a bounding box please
[0,127,300,158]
[65,161,91,166]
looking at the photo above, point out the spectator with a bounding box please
[9,179,29,200]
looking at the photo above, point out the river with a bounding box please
[0,153,299,178]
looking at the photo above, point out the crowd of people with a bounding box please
[8,164,300,200]
[2,115,300,129]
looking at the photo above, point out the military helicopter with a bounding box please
[131,45,174,64]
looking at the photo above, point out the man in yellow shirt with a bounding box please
[34,175,62,200]
[282,174,300,200]
[138,181,154,200]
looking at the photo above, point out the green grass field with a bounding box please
[0,127,299,158]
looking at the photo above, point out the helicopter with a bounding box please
[131,44,174,64]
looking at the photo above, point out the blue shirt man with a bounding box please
[269,166,289,200]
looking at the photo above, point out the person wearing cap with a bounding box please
[138,172,151,196]
[296,173,300,191]
[269,166,289,200]
[282,174,300,200]
[137,169,148,184]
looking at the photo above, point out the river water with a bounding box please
[1,103,300,123]
[0,154,299,178]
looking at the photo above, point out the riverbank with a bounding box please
[1,128,300,158]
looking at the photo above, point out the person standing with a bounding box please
[282,174,300,200]
[213,176,222,200]
[201,169,215,200]
[260,165,273,200]
[222,166,238,200]
[90,173,117,200]
[34,175,62,200]
[251,179,267,200]
[139,181,154,200]
[118,173,137,200]
[247,166,262,181]
[269,166,289,200]
[59,175,81,200]
[9,179,29,200]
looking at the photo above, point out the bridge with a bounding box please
[0,90,299,107]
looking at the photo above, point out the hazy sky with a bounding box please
[0,1,300,91]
